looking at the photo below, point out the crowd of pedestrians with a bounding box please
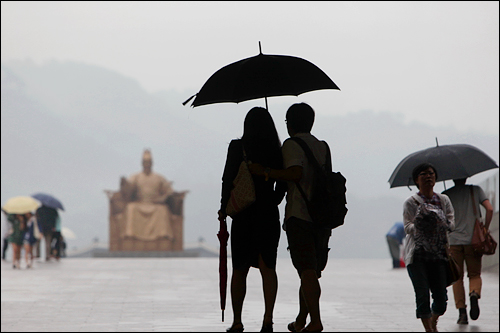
[2,205,65,269]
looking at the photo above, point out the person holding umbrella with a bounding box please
[6,213,28,269]
[36,206,59,261]
[218,107,286,333]
[250,103,333,333]
[22,212,38,268]
[442,178,494,324]
[403,163,455,332]
[2,196,41,268]
[31,193,64,261]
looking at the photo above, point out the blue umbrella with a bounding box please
[31,193,64,211]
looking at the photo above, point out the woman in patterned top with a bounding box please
[403,163,455,332]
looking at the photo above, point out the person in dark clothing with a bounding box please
[51,231,62,260]
[218,107,286,333]
[250,103,332,333]
[35,206,58,261]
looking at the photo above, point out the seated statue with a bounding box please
[106,149,187,251]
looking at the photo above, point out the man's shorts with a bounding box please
[285,217,331,278]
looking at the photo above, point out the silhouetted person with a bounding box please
[250,103,332,333]
[36,205,58,261]
[442,178,494,324]
[403,163,455,332]
[218,107,285,332]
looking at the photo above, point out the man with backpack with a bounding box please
[250,103,346,333]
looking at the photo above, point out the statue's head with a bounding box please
[142,149,153,174]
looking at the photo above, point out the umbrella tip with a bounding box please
[182,94,196,106]
[435,137,439,147]
[222,310,224,322]
[259,41,262,54]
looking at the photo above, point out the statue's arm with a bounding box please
[120,176,135,201]
[152,179,173,204]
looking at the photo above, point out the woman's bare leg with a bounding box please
[258,254,277,326]
[231,266,249,329]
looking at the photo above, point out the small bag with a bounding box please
[469,187,497,255]
[471,220,497,255]
[446,247,461,286]
[225,148,256,218]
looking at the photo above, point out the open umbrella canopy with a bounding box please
[183,42,339,108]
[2,196,41,214]
[31,193,64,211]
[61,226,76,239]
[389,143,498,188]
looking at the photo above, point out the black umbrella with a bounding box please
[216,219,229,322]
[389,141,498,188]
[183,42,339,110]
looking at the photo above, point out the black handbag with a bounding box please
[446,248,461,287]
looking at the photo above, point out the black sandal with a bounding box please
[226,323,244,332]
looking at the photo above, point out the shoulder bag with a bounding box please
[470,186,497,255]
[225,147,256,218]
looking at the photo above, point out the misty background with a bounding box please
[1,2,499,259]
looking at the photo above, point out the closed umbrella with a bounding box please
[389,142,498,188]
[217,219,229,322]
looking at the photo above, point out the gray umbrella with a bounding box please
[388,143,498,188]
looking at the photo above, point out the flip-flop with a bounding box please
[288,322,297,332]
[226,324,244,333]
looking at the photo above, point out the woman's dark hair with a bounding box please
[241,107,282,168]
[412,163,438,188]
[286,103,315,133]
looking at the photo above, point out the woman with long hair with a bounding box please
[218,107,286,332]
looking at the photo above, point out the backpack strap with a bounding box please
[287,136,330,204]
[469,185,480,219]
[289,137,332,172]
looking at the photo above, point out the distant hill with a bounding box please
[2,60,498,259]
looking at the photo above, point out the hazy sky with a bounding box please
[1,1,499,257]
[2,1,499,135]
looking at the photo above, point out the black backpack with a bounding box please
[289,137,348,230]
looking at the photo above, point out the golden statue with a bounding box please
[106,149,187,252]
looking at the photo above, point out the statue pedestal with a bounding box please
[105,190,187,252]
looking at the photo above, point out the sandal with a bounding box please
[288,322,297,332]
[226,323,244,332]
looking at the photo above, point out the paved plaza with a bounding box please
[1,257,498,332]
